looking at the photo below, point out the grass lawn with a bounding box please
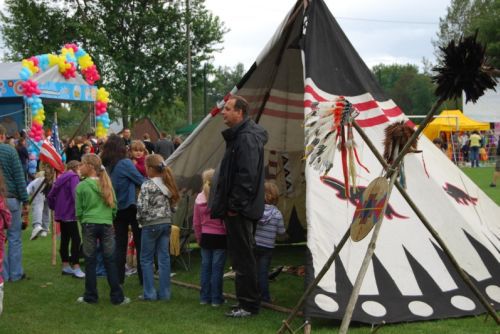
[1,168,498,334]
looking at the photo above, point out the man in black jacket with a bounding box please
[210,95,268,318]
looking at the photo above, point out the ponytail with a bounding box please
[201,169,215,202]
[81,153,116,208]
[97,166,116,208]
[146,154,180,206]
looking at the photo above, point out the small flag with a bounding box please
[40,140,65,172]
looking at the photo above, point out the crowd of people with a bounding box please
[0,95,286,318]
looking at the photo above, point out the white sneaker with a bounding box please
[0,283,4,316]
[40,231,48,238]
[30,226,43,240]
[72,268,85,279]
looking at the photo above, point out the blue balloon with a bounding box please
[75,48,85,58]
[19,69,30,81]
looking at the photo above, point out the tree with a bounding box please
[371,64,436,117]
[433,0,500,68]
[0,0,227,128]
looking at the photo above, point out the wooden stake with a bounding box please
[339,142,400,334]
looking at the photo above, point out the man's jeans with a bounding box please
[200,248,226,305]
[225,214,260,313]
[140,224,171,300]
[3,199,23,282]
[81,223,124,304]
[255,246,273,303]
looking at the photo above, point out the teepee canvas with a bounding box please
[167,0,500,324]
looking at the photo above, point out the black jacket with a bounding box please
[210,118,268,220]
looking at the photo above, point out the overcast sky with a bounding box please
[0,0,451,71]
[205,0,450,70]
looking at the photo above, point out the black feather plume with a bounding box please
[432,31,497,103]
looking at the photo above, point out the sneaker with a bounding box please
[225,308,253,318]
[200,301,209,305]
[490,183,496,187]
[76,296,90,304]
[30,225,43,240]
[40,231,48,238]
[118,297,131,305]
[61,266,74,276]
[72,268,85,279]
[0,283,4,316]
[212,303,222,307]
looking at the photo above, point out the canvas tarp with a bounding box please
[167,0,500,324]
[423,109,490,140]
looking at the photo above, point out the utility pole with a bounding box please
[186,0,193,125]
[203,63,207,115]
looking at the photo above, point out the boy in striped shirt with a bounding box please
[254,181,286,303]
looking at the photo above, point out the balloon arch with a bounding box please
[19,44,110,155]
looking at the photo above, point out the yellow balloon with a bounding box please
[22,59,39,74]
[48,54,59,67]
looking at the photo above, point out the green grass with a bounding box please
[462,167,499,205]
[1,168,499,334]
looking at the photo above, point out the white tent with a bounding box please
[167,0,500,324]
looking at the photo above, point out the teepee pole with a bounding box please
[277,228,351,334]
[339,143,401,334]
[352,121,500,325]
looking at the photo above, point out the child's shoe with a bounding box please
[30,225,43,240]
[40,230,48,238]
[72,268,85,279]
[61,266,74,276]
[118,297,131,305]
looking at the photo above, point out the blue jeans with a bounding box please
[470,146,479,167]
[3,199,23,282]
[81,223,124,304]
[255,246,273,303]
[200,248,226,305]
[140,224,171,300]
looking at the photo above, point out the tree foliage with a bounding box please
[0,0,227,129]
[433,0,500,68]
[372,64,436,117]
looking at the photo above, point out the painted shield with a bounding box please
[350,177,389,241]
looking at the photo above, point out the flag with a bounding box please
[40,140,65,173]
[51,120,61,154]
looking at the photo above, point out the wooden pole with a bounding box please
[352,121,500,325]
[277,228,351,334]
[339,143,400,334]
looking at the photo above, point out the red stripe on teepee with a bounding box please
[356,115,389,127]
[353,100,378,111]
[383,106,403,117]
[304,85,327,102]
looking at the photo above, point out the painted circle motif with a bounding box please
[485,285,500,303]
[361,300,387,317]
[314,294,339,313]
[408,301,434,317]
[450,295,475,311]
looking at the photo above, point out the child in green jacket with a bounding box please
[76,153,129,305]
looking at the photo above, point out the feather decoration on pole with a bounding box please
[304,97,368,197]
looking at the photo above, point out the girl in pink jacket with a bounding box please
[193,169,226,306]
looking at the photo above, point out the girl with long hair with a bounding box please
[101,134,144,285]
[137,154,179,300]
[193,168,227,306]
[76,153,129,305]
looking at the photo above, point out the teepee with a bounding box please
[167,0,500,324]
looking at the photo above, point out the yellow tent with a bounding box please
[423,109,490,140]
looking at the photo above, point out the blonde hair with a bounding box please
[264,181,280,205]
[81,153,115,208]
[130,140,146,153]
[201,169,215,201]
[145,154,179,206]
[40,162,56,186]
[66,160,81,172]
